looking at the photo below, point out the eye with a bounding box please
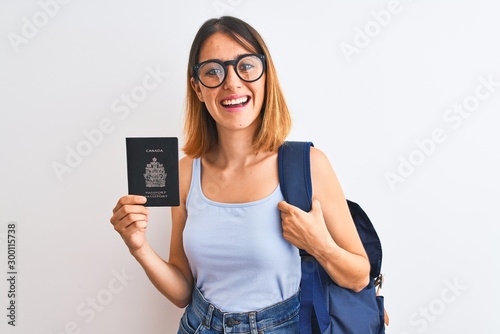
[198,62,224,78]
[239,59,257,72]
[204,66,223,77]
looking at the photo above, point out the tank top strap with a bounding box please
[187,158,202,207]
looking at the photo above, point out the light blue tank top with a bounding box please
[183,158,301,312]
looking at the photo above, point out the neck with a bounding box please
[206,125,261,170]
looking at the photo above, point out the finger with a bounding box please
[277,200,294,213]
[120,220,148,240]
[279,202,307,220]
[121,218,147,232]
[111,205,149,227]
[124,219,148,232]
[113,212,148,232]
[112,195,147,213]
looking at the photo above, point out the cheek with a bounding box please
[207,91,221,106]
[198,88,217,104]
[200,90,223,116]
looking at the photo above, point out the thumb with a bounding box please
[277,200,292,213]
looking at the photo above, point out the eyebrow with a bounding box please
[198,53,249,64]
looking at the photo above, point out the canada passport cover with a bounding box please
[126,137,180,207]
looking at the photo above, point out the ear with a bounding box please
[190,77,204,102]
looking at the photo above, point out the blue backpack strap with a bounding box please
[278,141,330,334]
[278,141,313,212]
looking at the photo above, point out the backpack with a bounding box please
[278,141,387,334]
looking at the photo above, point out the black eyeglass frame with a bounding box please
[193,54,266,88]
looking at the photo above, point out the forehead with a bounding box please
[198,32,254,62]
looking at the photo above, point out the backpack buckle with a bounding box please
[374,273,384,290]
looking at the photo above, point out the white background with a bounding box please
[1,0,499,333]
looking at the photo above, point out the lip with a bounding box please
[220,94,251,111]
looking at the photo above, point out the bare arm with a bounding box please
[109,157,194,307]
[278,147,370,292]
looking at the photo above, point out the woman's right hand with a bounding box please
[110,195,150,254]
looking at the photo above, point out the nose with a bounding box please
[222,64,242,89]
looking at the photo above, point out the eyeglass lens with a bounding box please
[196,55,264,88]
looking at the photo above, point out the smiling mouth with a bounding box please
[221,96,250,108]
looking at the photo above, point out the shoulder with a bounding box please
[178,156,195,206]
[310,146,335,177]
[179,155,194,173]
[310,146,329,163]
[309,146,345,201]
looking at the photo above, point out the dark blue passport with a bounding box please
[126,137,180,207]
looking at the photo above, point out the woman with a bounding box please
[110,16,370,334]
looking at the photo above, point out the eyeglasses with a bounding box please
[193,54,266,88]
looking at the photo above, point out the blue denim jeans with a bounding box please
[178,286,300,334]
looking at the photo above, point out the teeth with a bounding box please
[222,97,248,106]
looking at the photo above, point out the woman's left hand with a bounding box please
[278,199,334,255]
